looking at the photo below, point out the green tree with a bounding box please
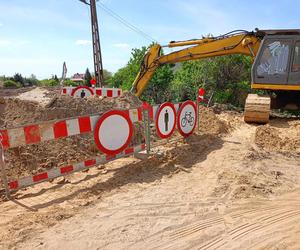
[110,45,174,104]
[84,68,92,86]
[171,55,252,106]
[110,46,148,90]
[13,73,25,87]
[103,69,112,86]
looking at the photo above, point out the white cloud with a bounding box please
[75,40,92,46]
[113,43,130,48]
[0,40,10,45]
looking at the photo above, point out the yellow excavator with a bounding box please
[131,29,300,123]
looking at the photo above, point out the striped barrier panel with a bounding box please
[7,144,145,191]
[0,108,143,150]
[61,86,122,98]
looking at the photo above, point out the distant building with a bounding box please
[71,73,85,83]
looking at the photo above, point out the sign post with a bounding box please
[197,87,205,131]
[142,106,151,156]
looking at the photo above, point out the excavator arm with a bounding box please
[131,30,262,96]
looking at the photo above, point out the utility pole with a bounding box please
[79,0,104,87]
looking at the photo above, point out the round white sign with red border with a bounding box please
[177,100,197,137]
[155,102,176,139]
[71,86,94,98]
[94,110,133,155]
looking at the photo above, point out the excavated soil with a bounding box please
[1,87,143,181]
[255,119,300,153]
[1,87,300,249]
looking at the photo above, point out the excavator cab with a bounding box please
[244,30,300,123]
[252,30,300,88]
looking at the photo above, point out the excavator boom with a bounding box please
[131,31,262,97]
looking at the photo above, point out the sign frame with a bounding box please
[94,110,133,155]
[71,86,94,98]
[177,100,197,137]
[155,102,176,139]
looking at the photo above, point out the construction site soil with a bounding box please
[0,87,299,249]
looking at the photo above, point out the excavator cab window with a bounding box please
[288,40,300,84]
[253,37,292,84]
[256,40,290,76]
[291,41,300,72]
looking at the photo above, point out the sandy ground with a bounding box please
[0,87,300,249]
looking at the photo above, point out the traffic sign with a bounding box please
[94,110,133,155]
[71,86,94,98]
[155,102,176,139]
[177,100,197,137]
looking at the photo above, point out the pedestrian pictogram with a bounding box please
[177,100,197,137]
[94,110,133,155]
[71,86,94,98]
[155,102,176,139]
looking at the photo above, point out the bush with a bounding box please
[3,80,21,88]
[39,79,59,87]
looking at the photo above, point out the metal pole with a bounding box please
[143,109,151,155]
[0,139,10,199]
[79,0,104,87]
[90,0,104,87]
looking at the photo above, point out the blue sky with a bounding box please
[0,0,299,79]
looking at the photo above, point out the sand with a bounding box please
[0,87,299,249]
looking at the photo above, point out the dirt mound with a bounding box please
[198,105,230,134]
[255,120,300,152]
[1,89,143,181]
[2,89,141,128]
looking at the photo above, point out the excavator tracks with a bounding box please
[244,94,271,123]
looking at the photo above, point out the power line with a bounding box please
[97,1,157,43]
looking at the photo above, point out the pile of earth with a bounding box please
[255,119,300,153]
[1,88,142,128]
[1,88,143,181]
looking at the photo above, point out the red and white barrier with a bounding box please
[61,86,122,98]
[7,143,145,191]
[0,108,143,150]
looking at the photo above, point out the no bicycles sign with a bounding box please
[177,100,197,137]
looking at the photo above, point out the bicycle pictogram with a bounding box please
[181,111,194,127]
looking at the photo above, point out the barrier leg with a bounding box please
[0,142,10,199]
[143,109,151,156]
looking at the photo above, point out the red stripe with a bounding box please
[78,116,92,133]
[141,144,146,150]
[9,180,19,190]
[107,90,113,97]
[62,88,67,94]
[106,154,116,161]
[60,165,74,174]
[96,89,102,96]
[149,106,154,120]
[137,107,143,121]
[84,159,96,167]
[53,121,68,138]
[125,147,134,154]
[123,109,130,118]
[33,172,48,182]
[0,130,10,149]
[117,90,121,96]
[24,125,41,144]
